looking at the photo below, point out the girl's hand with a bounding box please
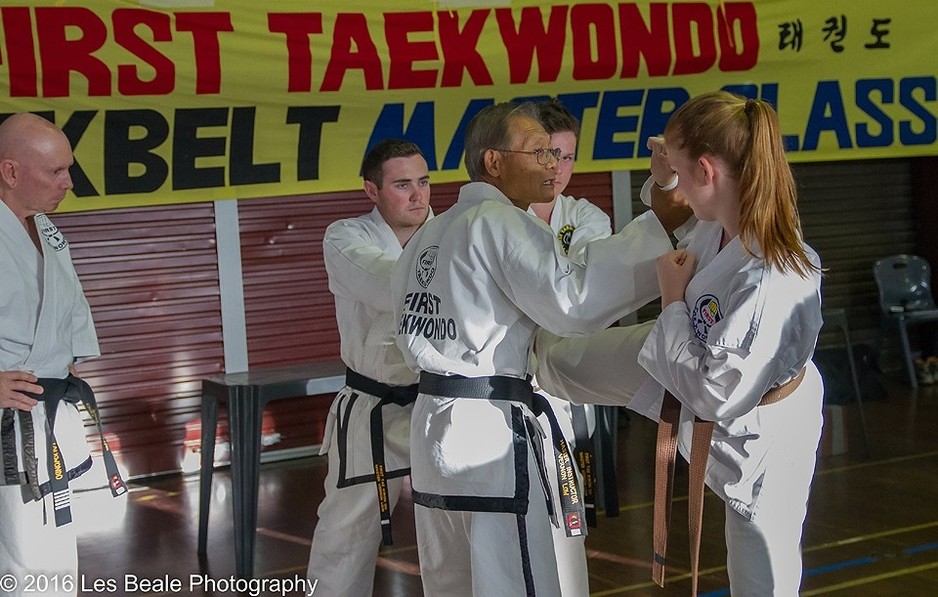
[656,249,696,307]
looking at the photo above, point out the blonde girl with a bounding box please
[632,90,824,596]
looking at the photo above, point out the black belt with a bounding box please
[345,368,418,546]
[418,371,534,404]
[22,375,126,527]
[418,372,588,537]
[346,369,418,406]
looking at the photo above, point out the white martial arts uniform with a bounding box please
[533,323,656,408]
[629,209,824,596]
[532,193,611,266]
[528,193,610,597]
[0,205,99,597]
[307,207,428,597]
[394,182,673,596]
[531,180,697,405]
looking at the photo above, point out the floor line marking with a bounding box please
[803,520,938,553]
[588,535,938,596]
[604,451,938,514]
[799,561,938,595]
[814,450,938,476]
[256,527,311,546]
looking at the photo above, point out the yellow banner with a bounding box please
[1,1,935,212]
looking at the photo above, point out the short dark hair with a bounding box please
[538,99,580,138]
[361,139,425,187]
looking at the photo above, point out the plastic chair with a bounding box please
[872,254,938,388]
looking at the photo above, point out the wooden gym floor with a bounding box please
[73,378,938,596]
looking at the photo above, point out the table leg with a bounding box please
[197,392,219,556]
[228,387,264,579]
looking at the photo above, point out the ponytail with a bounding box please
[665,91,819,278]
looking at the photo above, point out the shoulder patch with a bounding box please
[34,214,68,252]
[416,245,439,288]
[691,294,722,342]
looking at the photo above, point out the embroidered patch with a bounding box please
[558,224,575,255]
[692,294,722,342]
[415,245,439,289]
[35,214,67,252]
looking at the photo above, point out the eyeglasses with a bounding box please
[491,147,562,165]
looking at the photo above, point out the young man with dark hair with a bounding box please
[307,139,431,596]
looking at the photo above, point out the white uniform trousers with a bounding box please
[0,485,78,597]
[539,393,590,597]
[414,441,562,597]
[723,380,823,597]
[306,424,406,597]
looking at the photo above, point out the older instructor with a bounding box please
[0,113,112,596]
[393,101,690,596]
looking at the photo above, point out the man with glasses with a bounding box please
[393,101,690,596]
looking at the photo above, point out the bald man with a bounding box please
[0,113,104,596]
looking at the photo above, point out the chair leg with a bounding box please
[839,323,871,457]
[874,316,888,371]
[897,322,919,389]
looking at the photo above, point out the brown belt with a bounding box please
[652,367,806,595]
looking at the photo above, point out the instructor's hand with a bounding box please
[0,370,41,411]
[656,249,696,307]
[647,136,675,188]
[647,136,694,235]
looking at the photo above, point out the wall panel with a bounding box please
[55,203,223,478]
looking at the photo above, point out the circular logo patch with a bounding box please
[691,294,722,342]
[416,245,439,288]
[558,224,575,255]
[35,214,68,252]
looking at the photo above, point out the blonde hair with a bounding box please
[664,91,818,277]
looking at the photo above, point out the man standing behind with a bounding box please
[0,113,103,596]
[529,99,610,596]
[529,99,611,262]
[393,102,689,596]
[307,139,431,596]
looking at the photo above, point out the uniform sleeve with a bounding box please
[322,220,397,313]
[565,199,611,264]
[639,176,698,244]
[71,288,100,361]
[636,271,817,421]
[535,321,654,405]
[66,248,100,361]
[502,209,673,336]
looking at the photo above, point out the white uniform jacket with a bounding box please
[532,180,697,405]
[0,205,99,491]
[528,193,611,415]
[630,218,824,519]
[532,193,611,264]
[394,181,672,509]
[321,206,430,485]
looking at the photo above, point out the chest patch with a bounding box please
[416,245,439,288]
[692,294,722,342]
[557,224,575,255]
